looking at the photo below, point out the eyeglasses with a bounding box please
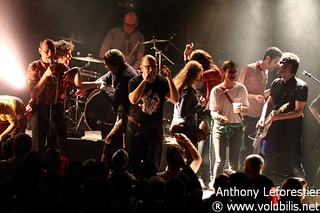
[124,23,137,28]
[278,60,287,64]
[141,65,157,69]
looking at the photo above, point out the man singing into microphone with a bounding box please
[27,39,82,158]
[126,54,179,174]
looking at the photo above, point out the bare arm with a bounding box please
[0,106,17,141]
[271,100,306,121]
[257,96,274,128]
[31,67,53,98]
[162,66,179,103]
[183,43,194,61]
[174,133,202,173]
[129,79,148,105]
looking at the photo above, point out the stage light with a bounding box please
[0,42,26,89]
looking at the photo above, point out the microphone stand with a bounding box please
[302,70,320,84]
[150,41,174,71]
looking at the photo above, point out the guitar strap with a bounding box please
[221,87,243,120]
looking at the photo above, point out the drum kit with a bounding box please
[64,37,174,133]
[64,54,107,132]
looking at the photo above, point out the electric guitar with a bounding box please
[253,102,289,149]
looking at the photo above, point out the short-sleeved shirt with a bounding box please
[270,76,308,113]
[97,63,138,113]
[27,60,71,106]
[101,27,145,66]
[238,61,267,117]
[128,75,169,124]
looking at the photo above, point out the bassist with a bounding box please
[256,52,308,178]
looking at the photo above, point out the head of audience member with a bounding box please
[108,148,131,172]
[137,158,157,179]
[55,39,74,65]
[262,46,283,71]
[252,175,276,204]
[277,52,300,76]
[123,11,139,35]
[279,177,307,204]
[39,38,56,64]
[173,60,203,93]
[140,54,158,83]
[83,158,109,178]
[12,133,32,158]
[43,148,62,174]
[165,144,186,171]
[221,60,238,81]
[243,154,264,179]
[189,49,214,70]
[103,49,125,72]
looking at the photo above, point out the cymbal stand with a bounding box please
[151,42,174,71]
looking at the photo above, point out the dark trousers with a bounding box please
[263,117,305,178]
[125,121,162,175]
[239,116,259,170]
[31,104,68,157]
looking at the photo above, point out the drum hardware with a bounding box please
[140,38,169,45]
[58,36,85,44]
[80,69,102,79]
[64,88,86,131]
[148,36,175,70]
[73,53,103,64]
[75,89,116,132]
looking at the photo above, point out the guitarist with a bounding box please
[256,52,308,178]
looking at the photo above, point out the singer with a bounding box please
[126,54,179,174]
[27,39,82,158]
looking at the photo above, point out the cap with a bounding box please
[103,49,125,66]
[109,148,131,171]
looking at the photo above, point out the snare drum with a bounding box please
[84,89,116,131]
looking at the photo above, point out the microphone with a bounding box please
[47,58,56,78]
[146,72,152,80]
[302,70,311,77]
[164,34,176,52]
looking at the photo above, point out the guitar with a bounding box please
[252,102,289,149]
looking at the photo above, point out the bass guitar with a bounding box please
[253,102,289,149]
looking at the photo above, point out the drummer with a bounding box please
[78,49,138,164]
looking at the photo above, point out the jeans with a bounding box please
[212,121,244,179]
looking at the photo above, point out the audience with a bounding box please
[0,130,318,212]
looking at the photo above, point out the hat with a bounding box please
[109,148,131,171]
[104,49,125,66]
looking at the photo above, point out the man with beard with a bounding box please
[238,47,282,166]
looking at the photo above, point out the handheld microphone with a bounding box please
[164,34,176,52]
[146,72,152,80]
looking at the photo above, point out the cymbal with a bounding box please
[141,39,169,45]
[58,37,85,44]
[72,56,103,63]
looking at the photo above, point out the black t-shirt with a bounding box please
[128,75,170,124]
[270,76,308,113]
[99,63,138,113]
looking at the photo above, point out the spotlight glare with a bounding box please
[0,43,26,89]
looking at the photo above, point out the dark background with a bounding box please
[1,0,320,177]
